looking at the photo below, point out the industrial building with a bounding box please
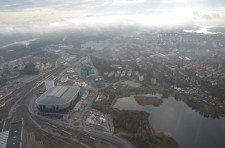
[44,80,55,90]
[0,131,9,148]
[35,86,80,112]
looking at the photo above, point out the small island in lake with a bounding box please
[134,95,163,106]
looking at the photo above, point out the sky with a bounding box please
[0,0,225,34]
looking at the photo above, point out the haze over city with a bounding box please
[0,1,225,148]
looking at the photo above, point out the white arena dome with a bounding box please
[35,86,80,111]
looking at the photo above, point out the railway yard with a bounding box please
[0,61,133,148]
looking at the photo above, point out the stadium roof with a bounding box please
[35,86,80,106]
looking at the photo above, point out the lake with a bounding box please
[114,94,225,148]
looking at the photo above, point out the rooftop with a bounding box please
[0,131,9,148]
[35,86,80,106]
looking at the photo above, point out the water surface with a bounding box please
[114,95,225,148]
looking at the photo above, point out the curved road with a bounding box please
[26,71,134,148]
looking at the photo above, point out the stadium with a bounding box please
[35,86,80,111]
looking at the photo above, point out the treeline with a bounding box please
[186,100,222,119]
[22,63,39,75]
[111,110,157,147]
[199,79,225,100]
[90,55,117,74]
[92,87,178,148]
[93,102,178,148]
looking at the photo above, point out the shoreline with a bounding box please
[92,87,179,148]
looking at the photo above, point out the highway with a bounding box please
[77,127,134,148]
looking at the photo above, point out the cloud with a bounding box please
[112,0,146,4]
[193,11,199,16]
[0,0,225,34]
[202,14,212,19]
[0,7,90,24]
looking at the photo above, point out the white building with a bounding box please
[35,86,80,111]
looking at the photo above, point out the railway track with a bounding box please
[0,63,132,148]
[0,66,72,147]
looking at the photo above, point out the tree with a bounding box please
[22,63,39,75]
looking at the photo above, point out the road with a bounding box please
[0,65,75,147]
[80,91,98,120]
[77,127,134,148]
[26,72,134,147]
[28,88,134,148]
[0,62,134,147]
